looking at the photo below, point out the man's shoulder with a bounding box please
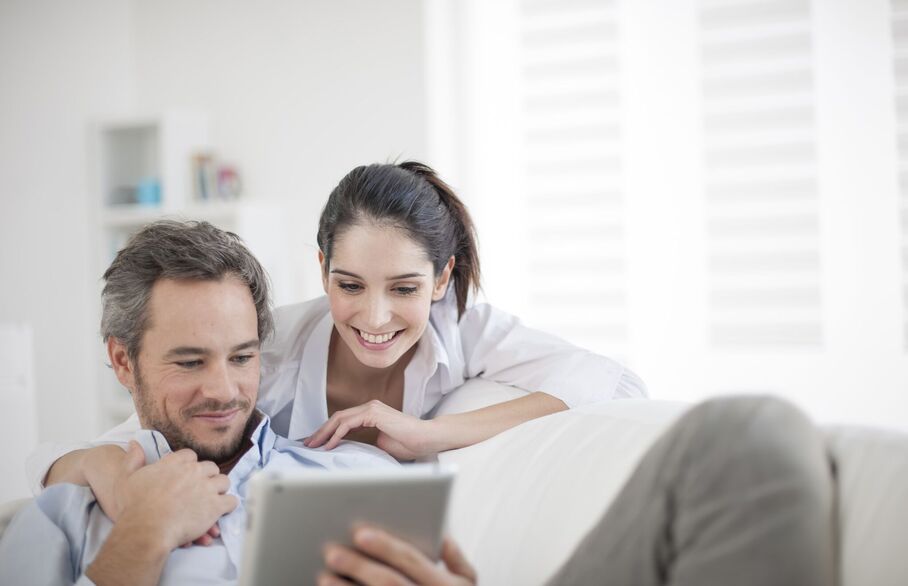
[0,485,100,584]
[34,484,97,521]
[269,436,400,470]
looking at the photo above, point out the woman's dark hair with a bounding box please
[317,161,481,317]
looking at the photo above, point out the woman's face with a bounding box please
[321,223,453,370]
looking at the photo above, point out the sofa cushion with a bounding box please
[825,426,908,586]
[436,378,687,584]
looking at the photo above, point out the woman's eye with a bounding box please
[395,286,418,296]
[338,282,363,293]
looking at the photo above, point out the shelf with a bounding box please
[100,200,248,228]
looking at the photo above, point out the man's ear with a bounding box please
[107,337,137,393]
[318,250,329,293]
[432,256,456,301]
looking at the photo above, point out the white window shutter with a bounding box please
[894,0,908,348]
[518,0,627,351]
[699,0,823,347]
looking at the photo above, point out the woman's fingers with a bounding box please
[323,420,357,451]
[306,404,367,447]
[307,401,393,449]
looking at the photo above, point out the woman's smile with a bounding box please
[353,326,404,349]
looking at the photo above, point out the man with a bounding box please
[0,221,476,585]
[2,220,835,585]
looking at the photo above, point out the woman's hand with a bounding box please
[304,400,436,460]
[319,527,476,586]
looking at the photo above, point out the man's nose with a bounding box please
[200,360,239,402]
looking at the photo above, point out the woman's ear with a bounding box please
[432,256,456,301]
[318,250,328,293]
[107,338,136,393]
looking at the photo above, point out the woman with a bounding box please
[33,161,645,498]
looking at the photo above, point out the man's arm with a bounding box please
[85,513,172,586]
[319,526,476,586]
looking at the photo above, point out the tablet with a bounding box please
[238,464,455,586]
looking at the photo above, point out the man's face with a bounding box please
[115,276,260,463]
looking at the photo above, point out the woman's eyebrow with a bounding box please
[330,268,426,280]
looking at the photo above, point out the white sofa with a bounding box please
[2,379,907,585]
[433,380,908,586]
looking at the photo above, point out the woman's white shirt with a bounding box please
[26,290,645,493]
[259,290,646,441]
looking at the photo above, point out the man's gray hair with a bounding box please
[101,220,274,360]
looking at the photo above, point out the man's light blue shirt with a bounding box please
[0,413,398,585]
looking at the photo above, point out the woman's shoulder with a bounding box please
[262,296,331,366]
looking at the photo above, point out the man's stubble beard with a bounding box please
[133,368,255,464]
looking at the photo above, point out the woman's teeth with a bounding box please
[357,329,398,344]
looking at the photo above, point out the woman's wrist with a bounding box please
[83,444,129,520]
[420,416,465,455]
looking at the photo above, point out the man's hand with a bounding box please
[319,526,477,586]
[83,442,219,546]
[116,441,237,549]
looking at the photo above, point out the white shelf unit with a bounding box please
[93,114,289,431]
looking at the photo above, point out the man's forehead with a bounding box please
[144,276,258,339]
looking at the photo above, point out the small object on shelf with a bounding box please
[193,153,217,201]
[136,177,161,206]
[193,151,242,201]
[217,164,242,200]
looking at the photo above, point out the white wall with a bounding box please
[0,0,431,476]
[130,0,430,300]
[0,0,136,489]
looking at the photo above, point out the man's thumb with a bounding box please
[123,440,146,473]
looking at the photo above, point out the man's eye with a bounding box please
[176,360,202,368]
[338,282,363,293]
[232,354,254,364]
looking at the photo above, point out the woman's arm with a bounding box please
[304,392,566,460]
[45,445,124,486]
[457,303,648,406]
[28,413,140,494]
[423,391,566,453]
[44,445,128,521]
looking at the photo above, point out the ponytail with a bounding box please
[397,161,480,317]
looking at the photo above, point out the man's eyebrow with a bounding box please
[164,347,209,358]
[163,339,259,359]
[330,268,427,280]
[231,339,261,352]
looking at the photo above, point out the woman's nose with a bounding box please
[364,293,392,330]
